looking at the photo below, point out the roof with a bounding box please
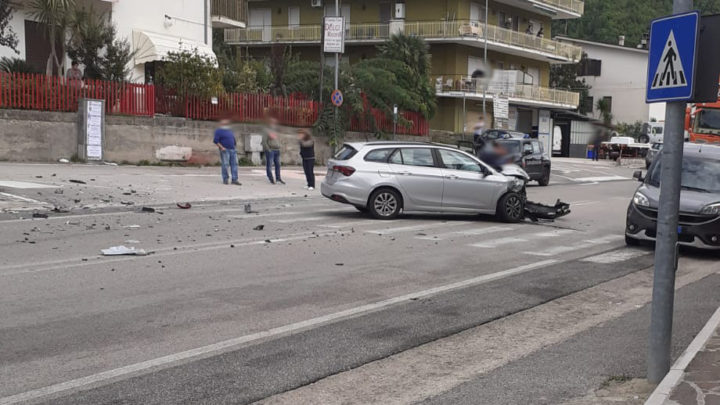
[556,36,649,55]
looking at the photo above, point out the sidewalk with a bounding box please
[646,307,720,405]
[0,163,319,214]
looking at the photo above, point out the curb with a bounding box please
[644,306,720,405]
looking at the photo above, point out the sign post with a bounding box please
[645,3,698,384]
[323,2,344,152]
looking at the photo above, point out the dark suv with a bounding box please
[492,138,551,186]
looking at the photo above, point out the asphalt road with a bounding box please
[1,159,717,405]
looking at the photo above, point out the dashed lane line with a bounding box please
[415,226,514,241]
[526,235,624,257]
[365,221,474,236]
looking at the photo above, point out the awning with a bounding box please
[132,30,216,65]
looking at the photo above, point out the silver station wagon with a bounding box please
[321,142,529,222]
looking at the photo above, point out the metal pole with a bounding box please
[482,0,488,120]
[647,0,692,384]
[334,0,340,144]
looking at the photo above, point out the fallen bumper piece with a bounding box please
[524,200,571,222]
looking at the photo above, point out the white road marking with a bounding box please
[319,219,383,229]
[0,259,558,405]
[0,181,59,189]
[0,231,338,277]
[227,209,339,219]
[470,229,575,248]
[470,236,528,248]
[0,192,47,204]
[415,226,513,241]
[573,175,629,183]
[527,235,624,257]
[581,249,649,264]
[366,221,473,236]
[272,216,335,224]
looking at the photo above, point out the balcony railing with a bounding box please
[533,0,584,15]
[225,20,582,62]
[434,74,580,108]
[211,0,246,28]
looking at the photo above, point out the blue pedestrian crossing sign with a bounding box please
[646,11,700,103]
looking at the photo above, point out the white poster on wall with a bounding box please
[85,100,104,160]
[323,16,345,53]
[538,110,552,159]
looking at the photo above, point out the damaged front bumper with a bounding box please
[524,199,571,222]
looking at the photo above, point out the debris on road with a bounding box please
[177,203,192,209]
[32,213,48,219]
[120,201,135,206]
[69,180,86,184]
[54,189,64,194]
[524,200,571,222]
[58,158,70,163]
[123,225,141,229]
[141,207,156,213]
[244,204,258,214]
[254,225,265,231]
[100,246,148,256]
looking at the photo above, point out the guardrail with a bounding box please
[225,20,582,62]
[434,74,580,107]
[534,0,584,15]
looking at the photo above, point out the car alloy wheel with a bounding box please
[374,192,398,217]
[504,194,524,221]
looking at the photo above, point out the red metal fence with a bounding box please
[0,72,155,116]
[349,109,429,136]
[0,72,429,135]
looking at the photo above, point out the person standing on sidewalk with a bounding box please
[213,119,241,185]
[298,129,315,191]
[262,116,284,185]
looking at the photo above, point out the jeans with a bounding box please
[302,158,315,187]
[219,149,238,183]
[265,150,281,182]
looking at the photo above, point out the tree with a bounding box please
[550,53,591,114]
[0,0,18,53]
[617,121,645,140]
[596,98,613,125]
[28,0,75,76]
[0,57,40,73]
[269,44,288,97]
[66,6,111,79]
[377,33,436,119]
[65,7,133,81]
[157,49,223,98]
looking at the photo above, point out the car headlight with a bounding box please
[700,202,720,216]
[633,192,650,207]
[511,178,525,192]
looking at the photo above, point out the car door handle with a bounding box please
[445,175,459,180]
[398,171,412,176]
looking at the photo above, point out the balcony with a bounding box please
[495,0,584,19]
[434,74,580,109]
[211,0,246,29]
[225,20,582,63]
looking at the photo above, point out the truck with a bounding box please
[686,102,720,144]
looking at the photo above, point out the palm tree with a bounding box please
[28,0,75,76]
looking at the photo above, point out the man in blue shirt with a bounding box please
[213,119,241,185]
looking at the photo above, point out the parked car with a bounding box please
[492,138,551,186]
[321,142,529,222]
[625,143,720,250]
[480,129,528,142]
[645,142,662,169]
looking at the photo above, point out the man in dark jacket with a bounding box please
[213,119,240,185]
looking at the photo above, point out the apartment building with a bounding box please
[226,0,584,134]
[1,0,246,82]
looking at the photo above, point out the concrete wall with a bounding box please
[0,109,429,164]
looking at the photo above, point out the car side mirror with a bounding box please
[633,170,644,182]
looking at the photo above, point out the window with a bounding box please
[438,150,483,172]
[364,148,395,162]
[333,145,357,160]
[532,141,542,154]
[577,59,602,76]
[582,96,594,114]
[602,96,613,114]
[391,148,435,167]
[522,142,533,154]
[288,6,300,29]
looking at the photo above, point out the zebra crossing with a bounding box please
[232,205,636,259]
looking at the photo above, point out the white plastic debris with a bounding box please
[59,158,70,163]
[123,225,141,229]
[101,246,147,256]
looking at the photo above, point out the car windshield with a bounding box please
[698,109,720,131]
[647,155,720,193]
[496,141,521,154]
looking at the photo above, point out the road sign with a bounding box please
[331,89,343,107]
[323,16,345,53]
[646,11,699,103]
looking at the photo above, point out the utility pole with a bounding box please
[482,0,488,121]
[647,0,693,385]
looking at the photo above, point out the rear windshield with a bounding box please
[496,141,521,154]
[333,145,358,161]
[648,155,720,193]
